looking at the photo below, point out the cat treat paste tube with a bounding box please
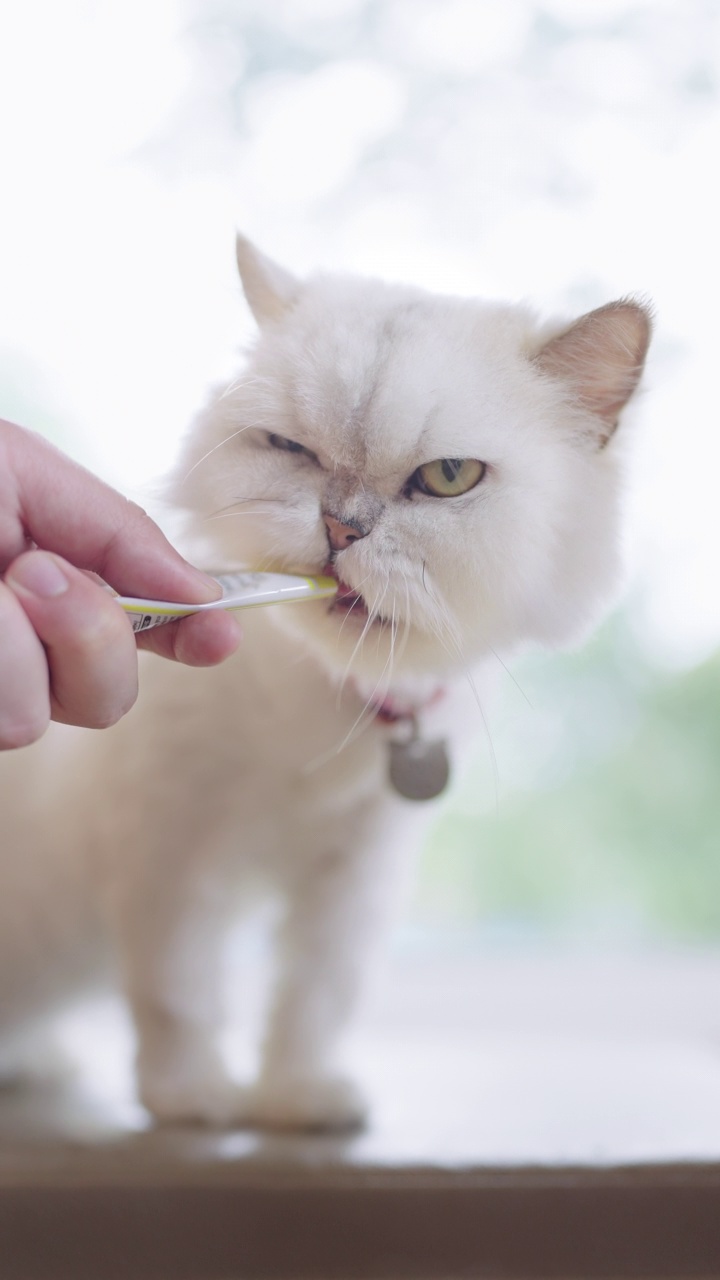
[113,571,337,633]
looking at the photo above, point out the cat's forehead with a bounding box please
[279,279,537,468]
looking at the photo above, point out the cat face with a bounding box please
[173,239,651,682]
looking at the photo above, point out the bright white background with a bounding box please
[0,0,717,675]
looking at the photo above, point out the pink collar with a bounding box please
[365,686,446,726]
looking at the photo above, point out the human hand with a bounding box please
[0,419,241,748]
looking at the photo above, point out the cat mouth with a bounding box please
[323,563,376,623]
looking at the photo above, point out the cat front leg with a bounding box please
[247,829,406,1131]
[109,853,243,1126]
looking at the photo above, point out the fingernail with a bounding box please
[8,552,69,599]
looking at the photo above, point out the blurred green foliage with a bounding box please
[418,617,720,943]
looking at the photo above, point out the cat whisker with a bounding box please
[389,598,398,665]
[374,593,391,658]
[414,564,500,809]
[218,374,267,402]
[305,625,399,774]
[420,568,523,721]
[205,507,281,522]
[327,617,400,763]
[208,473,292,516]
[391,577,412,667]
[414,563,461,649]
[181,421,263,482]
[334,572,384,709]
[353,592,383,660]
[378,593,397,688]
[389,619,411,678]
[336,571,388,688]
[333,570,376,631]
[489,647,534,709]
[325,577,395,748]
[204,494,291,522]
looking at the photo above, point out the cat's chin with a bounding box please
[270,594,469,685]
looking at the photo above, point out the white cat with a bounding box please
[0,239,651,1129]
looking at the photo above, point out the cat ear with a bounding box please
[235,234,301,326]
[534,299,652,443]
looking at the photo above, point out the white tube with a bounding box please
[113,572,337,633]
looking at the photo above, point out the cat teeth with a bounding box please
[321,561,361,607]
[321,561,383,624]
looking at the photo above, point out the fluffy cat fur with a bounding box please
[0,240,651,1129]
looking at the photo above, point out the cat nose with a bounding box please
[323,513,368,552]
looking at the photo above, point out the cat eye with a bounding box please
[268,432,317,461]
[411,458,486,498]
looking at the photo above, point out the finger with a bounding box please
[0,581,51,749]
[136,609,243,667]
[5,551,139,729]
[1,419,220,602]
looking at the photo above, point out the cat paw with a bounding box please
[139,1070,249,1127]
[243,1072,368,1132]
